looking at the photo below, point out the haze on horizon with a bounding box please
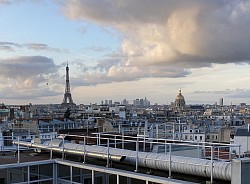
[1,0,250,106]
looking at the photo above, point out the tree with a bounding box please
[64,108,71,120]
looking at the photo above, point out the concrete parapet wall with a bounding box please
[231,158,250,184]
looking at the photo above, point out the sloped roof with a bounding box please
[235,128,250,136]
[190,105,204,110]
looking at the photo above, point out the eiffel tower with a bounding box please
[61,63,75,107]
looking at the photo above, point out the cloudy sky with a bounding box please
[1,0,250,105]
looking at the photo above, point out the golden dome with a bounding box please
[176,89,184,100]
[175,89,185,109]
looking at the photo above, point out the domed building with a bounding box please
[175,89,185,110]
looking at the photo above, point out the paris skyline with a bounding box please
[1,0,250,105]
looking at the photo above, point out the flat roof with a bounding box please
[0,150,49,165]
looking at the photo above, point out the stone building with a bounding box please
[175,89,186,110]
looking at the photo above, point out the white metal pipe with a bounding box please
[13,140,126,163]
[13,140,231,181]
[123,149,231,181]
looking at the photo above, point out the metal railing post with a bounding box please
[143,136,146,152]
[165,140,167,155]
[105,173,109,184]
[122,132,124,149]
[99,133,101,146]
[168,143,172,178]
[229,145,232,160]
[92,170,95,184]
[203,143,206,158]
[117,174,119,184]
[196,142,199,158]
[156,124,159,139]
[17,136,20,163]
[50,132,53,159]
[135,139,139,172]
[115,135,117,148]
[62,136,65,159]
[70,166,73,183]
[27,165,30,183]
[106,139,110,167]
[83,136,86,163]
[239,145,241,157]
[80,168,83,183]
[53,162,57,184]
[38,165,40,182]
[217,147,220,161]
[211,146,214,184]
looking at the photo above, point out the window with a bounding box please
[200,136,202,140]
[195,136,197,140]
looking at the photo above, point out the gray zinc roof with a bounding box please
[235,128,250,136]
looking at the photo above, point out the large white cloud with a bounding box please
[0,56,57,79]
[0,0,10,4]
[0,56,61,100]
[0,86,61,99]
[0,42,66,52]
[60,0,250,83]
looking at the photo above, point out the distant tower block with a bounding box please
[62,63,75,107]
[219,98,224,106]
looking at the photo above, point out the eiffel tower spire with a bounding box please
[62,63,74,107]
